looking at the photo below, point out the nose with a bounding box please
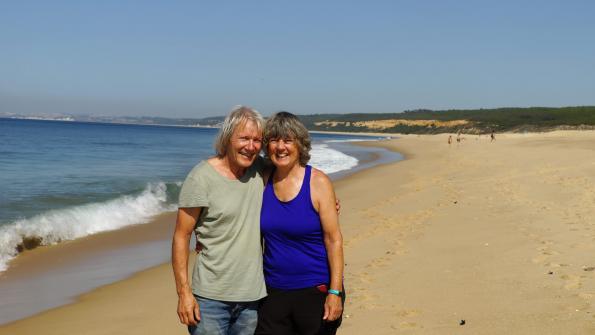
[275,139,286,149]
[246,139,256,151]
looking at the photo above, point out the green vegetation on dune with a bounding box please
[296,106,595,134]
[9,106,593,134]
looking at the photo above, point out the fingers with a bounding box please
[178,308,192,325]
[186,300,199,326]
[177,310,185,325]
[324,295,343,321]
[328,304,343,321]
[325,306,341,321]
[194,301,201,323]
[177,296,200,326]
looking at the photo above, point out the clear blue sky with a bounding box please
[1,1,594,117]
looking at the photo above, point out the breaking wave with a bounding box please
[0,182,178,272]
[310,143,359,175]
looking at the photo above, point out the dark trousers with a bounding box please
[255,286,345,335]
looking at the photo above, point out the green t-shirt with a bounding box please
[178,158,266,301]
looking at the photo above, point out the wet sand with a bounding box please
[0,212,176,324]
[2,131,595,334]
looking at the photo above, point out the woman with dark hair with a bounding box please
[255,112,345,335]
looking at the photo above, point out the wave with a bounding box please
[0,141,362,273]
[324,136,392,143]
[0,182,178,272]
[310,143,359,175]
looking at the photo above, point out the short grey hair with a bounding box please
[214,105,264,158]
[264,111,311,166]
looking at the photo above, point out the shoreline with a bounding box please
[0,137,402,326]
[0,212,176,324]
[2,131,595,334]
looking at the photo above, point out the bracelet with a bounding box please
[328,289,341,296]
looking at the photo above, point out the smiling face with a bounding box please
[267,136,300,169]
[227,120,262,170]
[263,111,311,168]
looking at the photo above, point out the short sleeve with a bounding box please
[178,172,209,208]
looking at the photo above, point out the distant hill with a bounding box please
[297,106,595,134]
[192,106,595,134]
[4,106,595,134]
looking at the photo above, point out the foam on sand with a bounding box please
[310,143,359,175]
[0,182,176,272]
[0,141,362,273]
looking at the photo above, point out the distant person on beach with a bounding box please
[448,135,452,145]
[172,106,266,335]
[255,112,345,335]
[491,131,496,142]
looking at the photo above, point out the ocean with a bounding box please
[0,118,401,323]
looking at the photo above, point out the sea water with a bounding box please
[0,118,401,324]
[0,118,398,272]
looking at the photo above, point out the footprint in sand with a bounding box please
[397,321,418,329]
[545,262,569,268]
[358,272,374,284]
[360,302,380,311]
[532,254,550,264]
[560,274,583,290]
[367,256,391,269]
[537,247,559,256]
[396,309,421,318]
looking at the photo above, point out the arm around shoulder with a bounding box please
[311,168,344,321]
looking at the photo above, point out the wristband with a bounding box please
[328,289,341,296]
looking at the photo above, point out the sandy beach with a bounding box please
[2,131,595,334]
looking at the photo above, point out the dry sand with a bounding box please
[2,131,595,334]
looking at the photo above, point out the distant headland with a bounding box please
[3,106,595,134]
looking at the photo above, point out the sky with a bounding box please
[1,0,594,118]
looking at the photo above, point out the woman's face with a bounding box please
[268,136,300,169]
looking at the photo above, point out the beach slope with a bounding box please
[2,131,595,334]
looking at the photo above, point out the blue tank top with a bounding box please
[260,165,330,290]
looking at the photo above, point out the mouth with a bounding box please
[239,151,256,160]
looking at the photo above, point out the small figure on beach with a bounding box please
[491,131,496,142]
[448,135,452,146]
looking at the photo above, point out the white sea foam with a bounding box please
[0,182,176,272]
[324,139,367,143]
[310,143,358,175]
[0,143,360,273]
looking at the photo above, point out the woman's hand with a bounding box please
[323,293,343,321]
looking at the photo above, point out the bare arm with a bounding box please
[172,207,201,326]
[311,169,344,321]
